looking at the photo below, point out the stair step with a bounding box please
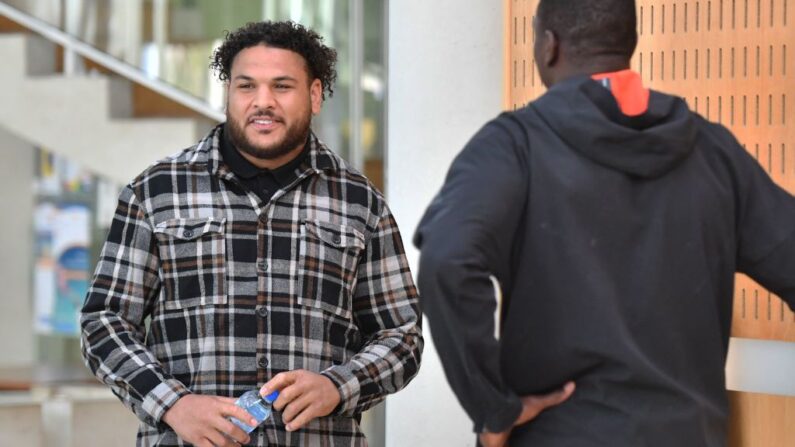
[0,33,215,182]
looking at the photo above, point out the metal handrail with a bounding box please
[0,1,225,122]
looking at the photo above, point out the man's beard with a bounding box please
[227,109,311,161]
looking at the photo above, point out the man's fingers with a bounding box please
[205,428,235,447]
[478,431,510,447]
[195,437,217,447]
[221,402,258,428]
[536,381,575,409]
[258,369,338,432]
[204,430,226,447]
[285,403,322,432]
[522,381,576,417]
[217,418,251,445]
[261,370,299,398]
[164,394,260,446]
[282,393,313,424]
[270,375,309,411]
[515,381,576,426]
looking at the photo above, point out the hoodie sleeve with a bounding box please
[720,127,795,309]
[413,115,528,433]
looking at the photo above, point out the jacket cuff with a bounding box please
[321,365,361,416]
[140,378,191,427]
[477,397,523,434]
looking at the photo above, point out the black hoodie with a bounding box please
[414,76,795,446]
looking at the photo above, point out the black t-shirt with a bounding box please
[219,123,308,203]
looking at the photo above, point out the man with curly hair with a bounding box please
[81,21,422,446]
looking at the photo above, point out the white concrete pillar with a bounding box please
[386,2,504,446]
[726,337,795,396]
[0,126,36,366]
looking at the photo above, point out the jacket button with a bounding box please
[256,306,268,318]
[332,235,341,244]
[257,261,268,272]
[258,357,269,368]
[183,230,193,238]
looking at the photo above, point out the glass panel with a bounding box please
[362,1,385,190]
[2,0,62,27]
[1,0,387,183]
[258,0,355,162]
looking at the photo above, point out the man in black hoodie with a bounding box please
[414,0,795,446]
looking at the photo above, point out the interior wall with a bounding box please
[0,125,35,367]
[386,1,505,445]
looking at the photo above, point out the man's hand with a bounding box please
[261,369,342,432]
[478,381,576,447]
[162,394,257,447]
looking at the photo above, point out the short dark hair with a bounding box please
[210,21,338,100]
[537,0,638,59]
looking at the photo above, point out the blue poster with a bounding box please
[34,203,90,335]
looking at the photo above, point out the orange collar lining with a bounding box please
[591,70,650,116]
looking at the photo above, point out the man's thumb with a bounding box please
[539,381,575,409]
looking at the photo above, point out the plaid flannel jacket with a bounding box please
[80,125,423,446]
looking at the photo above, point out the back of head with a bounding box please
[537,0,638,60]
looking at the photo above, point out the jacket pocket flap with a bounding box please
[154,217,226,241]
[304,220,365,250]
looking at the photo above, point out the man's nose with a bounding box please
[253,86,276,109]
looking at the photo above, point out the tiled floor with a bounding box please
[0,385,138,447]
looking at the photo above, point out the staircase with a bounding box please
[0,33,216,183]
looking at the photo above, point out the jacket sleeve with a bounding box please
[321,202,424,416]
[729,133,795,309]
[413,116,528,433]
[80,185,190,427]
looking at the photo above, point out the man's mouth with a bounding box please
[248,115,282,131]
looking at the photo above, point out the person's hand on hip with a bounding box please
[479,381,576,447]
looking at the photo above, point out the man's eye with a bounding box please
[238,84,253,89]
[275,84,292,90]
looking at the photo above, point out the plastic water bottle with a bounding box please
[230,390,280,433]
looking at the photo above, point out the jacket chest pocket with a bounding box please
[297,220,365,319]
[153,217,228,310]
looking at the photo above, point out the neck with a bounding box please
[552,55,631,85]
[238,144,305,170]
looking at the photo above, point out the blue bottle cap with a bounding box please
[263,390,279,403]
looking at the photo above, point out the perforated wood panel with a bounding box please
[506,0,795,342]
[728,391,795,447]
[505,0,545,109]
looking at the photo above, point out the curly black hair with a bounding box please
[210,21,337,100]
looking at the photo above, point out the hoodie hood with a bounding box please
[531,75,698,178]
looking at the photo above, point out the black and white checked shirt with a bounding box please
[80,124,423,446]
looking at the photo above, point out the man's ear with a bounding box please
[541,29,560,68]
[310,79,322,115]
